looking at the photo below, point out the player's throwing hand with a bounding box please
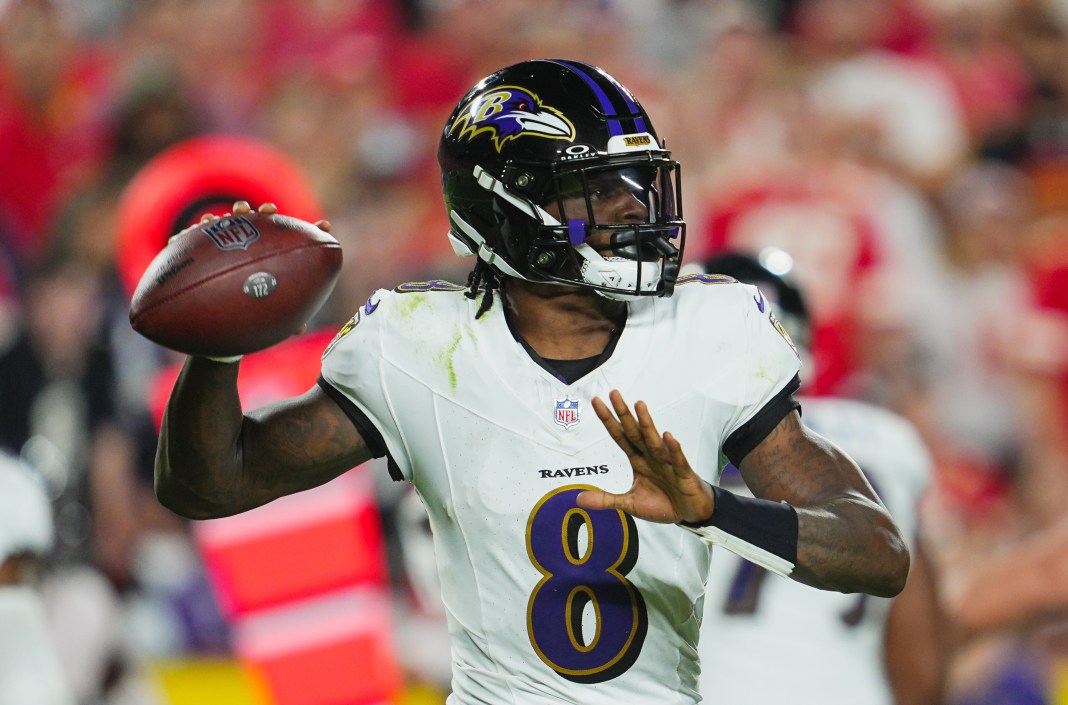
[578,390,716,525]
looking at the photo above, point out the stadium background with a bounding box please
[2,0,1068,703]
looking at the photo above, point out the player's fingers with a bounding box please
[292,323,308,337]
[634,401,669,463]
[315,219,332,233]
[663,432,691,477]
[592,397,638,457]
[608,390,646,449]
[257,202,278,215]
[233,200,252,214]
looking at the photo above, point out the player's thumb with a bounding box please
[576,489,623,512]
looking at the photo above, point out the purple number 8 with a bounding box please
[526,485,648,683]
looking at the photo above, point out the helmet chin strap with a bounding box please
[574,242,662,299]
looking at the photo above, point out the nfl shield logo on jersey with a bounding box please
[203,216,260,251]
[554,397,581,429]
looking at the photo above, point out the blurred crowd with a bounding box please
[3,0,1068,703]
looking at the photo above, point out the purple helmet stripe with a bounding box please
[554,61,623,136]
[553,60,649,135]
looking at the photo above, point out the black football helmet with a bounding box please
[438,59,685,299]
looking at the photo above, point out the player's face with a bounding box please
[544,167,653,257]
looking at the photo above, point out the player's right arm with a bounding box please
[155,356,373,519]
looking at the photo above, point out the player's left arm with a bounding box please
[739,411,909,597]
[577,390,909,597]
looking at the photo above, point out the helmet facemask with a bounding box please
[449,150,685,300]
[532,153,684,299]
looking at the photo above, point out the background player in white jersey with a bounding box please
[697,253,946,705]
[153,59,909,704]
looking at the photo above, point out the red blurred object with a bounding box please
[0,42,113,259]
[235,588,401,705]
[149,329,401,704]
[195,470,388,618]
[116,135,323,299]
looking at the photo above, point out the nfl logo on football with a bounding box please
[554,397,580,429]
[204,216,261,251]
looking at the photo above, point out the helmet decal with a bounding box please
[447,86,575,153]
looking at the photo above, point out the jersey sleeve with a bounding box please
[319,289,410,481]
[719,282,803,465]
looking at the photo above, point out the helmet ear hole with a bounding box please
[529,248,556,270]
[504,167,539,197]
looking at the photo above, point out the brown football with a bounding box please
[129,212,343,357]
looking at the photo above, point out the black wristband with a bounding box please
[681,484,799,566]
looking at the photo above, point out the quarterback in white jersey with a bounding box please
[154,61,909,705]
[697,253,944,705]
[320,274,798,703]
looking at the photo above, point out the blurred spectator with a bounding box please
[0,0,115,264]
[796,0,970,191]
[0,451,74,705]
[918,163,1036,496]
[943,514,1068,635]
[1005,216,1068,535]
[919,0,1031,160]
[0,255,180,702]
[103,62,202,187]
[914,159,1068,705]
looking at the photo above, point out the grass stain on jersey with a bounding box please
[396,292,429,318]
[751,368,774,383]
[436,331,463,390]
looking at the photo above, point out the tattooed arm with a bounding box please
[155,357,371,519]
[579,393,908,598]
[739,411,909,597]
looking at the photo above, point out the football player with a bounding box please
[697,252,945,705]
[154,59,909,704]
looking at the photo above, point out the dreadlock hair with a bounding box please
[465,258,503,319]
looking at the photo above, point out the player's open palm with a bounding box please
[578,390,715,524]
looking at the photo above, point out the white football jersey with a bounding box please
[699,397,931,705]
[320,275,800,705]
